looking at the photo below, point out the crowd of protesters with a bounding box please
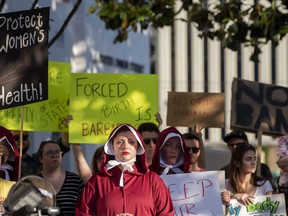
[1,117,287,215]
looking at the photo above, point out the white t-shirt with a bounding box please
[225,179,273,196]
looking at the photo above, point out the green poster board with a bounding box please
[69,73,158,144]
[0,61,70,132]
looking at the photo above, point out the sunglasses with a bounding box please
[14,134,29,142]
[187,147,200,154]
[143,138,157,145]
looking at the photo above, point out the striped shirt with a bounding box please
[40,171,84,215]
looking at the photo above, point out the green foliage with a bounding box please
[89,0,288,62]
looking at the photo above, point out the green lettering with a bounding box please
[246,203,255,212]
[270,201,280,214]
[263,197,271,211]
[255,202,262,211]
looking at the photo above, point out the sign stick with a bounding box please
[18,106,24,180]
[256,130,262,176]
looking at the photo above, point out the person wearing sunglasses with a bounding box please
[38,140,84,215]
[183,130,205,172]
[137,122,160,165]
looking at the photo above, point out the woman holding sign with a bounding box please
[75,124,173,216]
[221,143,273,207]
[150,127,191,175]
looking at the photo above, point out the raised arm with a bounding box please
[155,112,163,128]
[193,125,206,169]
[72,144,93,184]
[58,132,70,155]
[58,115,72,155]
[67,115,93,183]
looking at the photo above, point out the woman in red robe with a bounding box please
[150,126,191,175]
[75,124,173,216]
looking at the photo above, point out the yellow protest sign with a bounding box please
[0,61,70,132]
[69,73,158,144]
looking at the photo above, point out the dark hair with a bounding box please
[223,130,248,143]
[37,140,60,158]
[229,143,265,192]
[37,140,60,171]
[137,122,160,134]
[92,146,104,173]
[182,132,200,141]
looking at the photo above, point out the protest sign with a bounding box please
[0,61,70,132]
[69,73,158,144]
[167,92,225,128]
[160,171,224,216]
[227,194,286,216]
[0,7,50,109]
[231,78,288,136]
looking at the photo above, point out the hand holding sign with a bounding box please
[233,193,255,206]
[221,191,230,207]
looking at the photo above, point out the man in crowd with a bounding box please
[137,122,160,165]
[183,131,205,171]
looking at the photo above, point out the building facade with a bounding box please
[155,1,287,174]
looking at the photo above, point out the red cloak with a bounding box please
[150,126,191,175]
[75,124,173,216]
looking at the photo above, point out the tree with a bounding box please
[88,0,288,63]
[0,0,83,49]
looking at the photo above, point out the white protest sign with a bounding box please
[161,171,224,216]
[227,194,286,216]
